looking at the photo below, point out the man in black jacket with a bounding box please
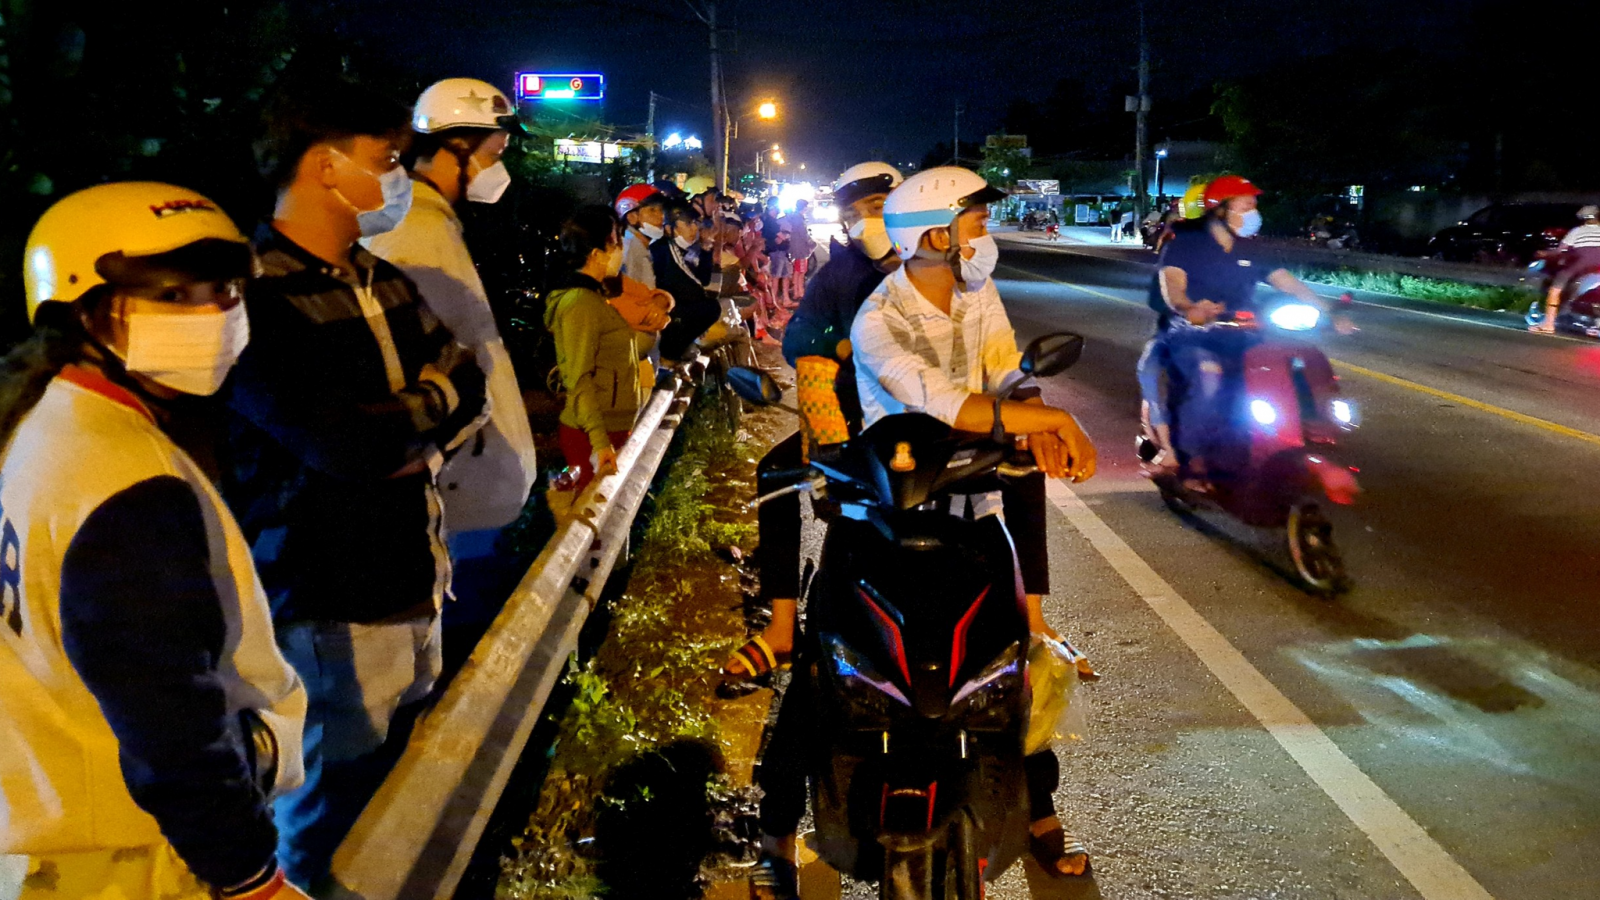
[652,201,722,362]
[223,79,487,889]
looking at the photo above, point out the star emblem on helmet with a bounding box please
[458,89,489,113]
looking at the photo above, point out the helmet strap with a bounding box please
[946,219,967,288]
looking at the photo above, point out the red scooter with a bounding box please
[1138,296,1360,597]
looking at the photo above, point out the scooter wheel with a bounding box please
[1287,503,1347,598]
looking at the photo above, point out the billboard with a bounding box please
[554,139,633,164]
[516,73,604,101]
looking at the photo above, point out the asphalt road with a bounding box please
[957,239,1600,900]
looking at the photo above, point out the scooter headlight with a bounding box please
[1268,303,1321,332]
[1331,399,1355,426]
[1250,398,1279,427]
[822,633,910,725]
[950,642,1025,731]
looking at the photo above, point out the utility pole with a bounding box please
[646,91,658,183]
[707,2,725,192]
[953,100,963,165]
[1134,0,1150,222]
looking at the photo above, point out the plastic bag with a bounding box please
[1025,635,1090,755]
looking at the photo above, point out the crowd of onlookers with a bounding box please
[0,69,808,900]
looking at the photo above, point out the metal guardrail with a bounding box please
[327,372,701,900]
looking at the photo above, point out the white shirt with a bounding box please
[365,180,538,534]
[1561,223,1600,248]
[851,267,1025,429]
[622,227,657,289]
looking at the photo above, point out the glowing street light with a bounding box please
[684,135,703,150]
[663,132,684,149]
[758,101,778,120]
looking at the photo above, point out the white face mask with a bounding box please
[331,150,414,237]
[848,217,894,260]
[1233,209,1263,238]
[604,244,624,278]
[466,159,512,204]
[639,222,665,241]
[674,234,695,250]
[958,234,999,285]
[120,303,250,396]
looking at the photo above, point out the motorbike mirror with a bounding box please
[728,367,784,406]
[1020,332,1084,379]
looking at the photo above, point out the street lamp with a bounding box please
[722,100,780,191]
[1154,144,1170,201]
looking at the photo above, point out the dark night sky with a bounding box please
[317,0,1469,181]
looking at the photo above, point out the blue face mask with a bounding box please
[1234,209,1263,238]
[331,149,414,238]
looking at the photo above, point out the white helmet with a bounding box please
[833,162,903,207]
[1580,205,1600,221]
[412,77,518,133]
[882,166,1006,261]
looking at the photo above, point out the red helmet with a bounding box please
[615,183,661,217]
[1204,175,1263,209]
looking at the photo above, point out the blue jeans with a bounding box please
[1136,335,1171,427]
[1167,325,1253,470]
[273,616,441,887]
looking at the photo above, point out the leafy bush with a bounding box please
[1293,266,1536,312]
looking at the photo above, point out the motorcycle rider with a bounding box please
[2,183,309,900]
[722,162,903,684]
[756,167,1098,888]
[1139,180,1210,473]
[855,164,1097,876]
[1159,175,1343,486]
[1532,204,1600,334]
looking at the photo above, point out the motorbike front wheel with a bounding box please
[1287,503,1347,598]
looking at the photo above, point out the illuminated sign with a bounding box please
[516,73,605,101]
[554,139,633,163]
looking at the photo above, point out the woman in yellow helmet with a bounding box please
[1,183,310,900]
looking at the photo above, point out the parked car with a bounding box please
[1425,203,1585,266]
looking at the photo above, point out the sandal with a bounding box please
[721,635,791,681]
[750,854,798,900]
[1029,826,1091,878]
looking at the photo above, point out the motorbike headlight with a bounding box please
[950,642,1025,731]
[1331,399,1355,426]
[822,633,910,725]
[1250,398,1278,427]
[1268,303,1321,331]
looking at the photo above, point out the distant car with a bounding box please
[1425,203,1584,266]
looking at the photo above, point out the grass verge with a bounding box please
[497,386,766,900]
[1292,265,1536,313]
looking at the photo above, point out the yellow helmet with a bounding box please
[683,175,716,197]
[1180,181,1209,220]
[23,182,249,322]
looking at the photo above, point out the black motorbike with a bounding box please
[733,333,1084,900]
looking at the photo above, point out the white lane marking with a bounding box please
[1044,477,1496,900]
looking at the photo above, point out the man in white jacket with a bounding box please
[365,78,538,553]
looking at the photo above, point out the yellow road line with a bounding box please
[1330,361,1600,448]
[1000,264,1600,448]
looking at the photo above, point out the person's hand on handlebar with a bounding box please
[1186,299,1224,326]
[1051,413,1097,482]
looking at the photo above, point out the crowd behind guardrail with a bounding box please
[0,71,788,900]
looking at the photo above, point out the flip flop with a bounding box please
[721,635,791,681]
[1029,826,1091,879]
